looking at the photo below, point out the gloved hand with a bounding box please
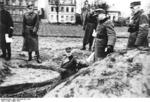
[106,45,114,54]
[8,28,13,37]
[83,27,85,30]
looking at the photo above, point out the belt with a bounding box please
[25,25,34,28]
[96,35,107,39]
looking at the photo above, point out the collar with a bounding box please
[28,11,34,15]
[99,17,109,24]
[132,10,143,20]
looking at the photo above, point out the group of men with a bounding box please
[0,1,149,64]
[81,1,149,61]
[0,1,42,63]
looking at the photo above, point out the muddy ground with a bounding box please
[1,22,150,98]
[0,36,128,98]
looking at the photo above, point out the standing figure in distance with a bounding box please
[127,1,149,49]
[22,2,42,63]
[0,2,14,60]
[81,7,97,51]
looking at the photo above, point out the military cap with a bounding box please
[93,8,106,16]
[27,1,34,8]
[130,1,141,8]
[94,8,106,14]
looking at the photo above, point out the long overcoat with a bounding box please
[0,9,13,49]
[127,10,149,48]
[83,13,97,45]
[22,12,39,52]
[95,19,116,58]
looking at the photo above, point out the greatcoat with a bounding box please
[22,11,39,52]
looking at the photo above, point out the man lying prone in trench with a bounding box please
[60,47,89,79]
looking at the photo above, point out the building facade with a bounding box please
[47,0,76,23]
[107,11,121,21]
[1,0,38,22]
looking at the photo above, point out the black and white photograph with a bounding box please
[0,0,150,101]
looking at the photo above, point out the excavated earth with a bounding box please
[44,49,150,98]
[0,37,90,98]
[1,36,150,98]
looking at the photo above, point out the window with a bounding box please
[71,7,74,12]
[66,16,68,21]
[61,15,64,22]
[66,7,69,12]
[51,7,54,12]
[61,7,64,12]
[71,16,74,21]
[51,15,54,20]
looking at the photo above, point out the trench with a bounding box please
[0,62,72,98]
[0,48,90,98]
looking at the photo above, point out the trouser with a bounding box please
[83,37,94,49]
[95,39,107,61]
[127,32,137,48]
[83,23,95,49]
[2,43,11,58]
[127,32,149,48]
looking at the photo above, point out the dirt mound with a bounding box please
[44,49,150,98]
[0,61,11,84]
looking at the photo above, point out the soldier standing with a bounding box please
[81,7,97,51]
[0,2,14,60]
[127,1,149,49]
[94,9,116,61]
[22,2,42,63]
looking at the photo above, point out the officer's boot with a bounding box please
[0,49,6,58]
[35,51,42,63]
[89,43,92,51]
[28,52,32,61]
[81,44,86,50]
[5,45,11,61]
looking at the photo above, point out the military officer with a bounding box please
[0,2,14,60]
[22,2,42,63]
[94,9,116,61]
[127,1,149,49]
[81,7,97,51]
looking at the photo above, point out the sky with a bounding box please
[38,0,150,17]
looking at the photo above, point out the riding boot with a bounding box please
[89,45,92,51]
[28,52,32,61]
[35,51,42,63]
[5,43,11,60]
[81,44,86,50]
[0,49,6,58]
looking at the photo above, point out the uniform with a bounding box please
[22,12,39,52]
[127,1,149,48]
[82,12,97,50]
[22,2,42,63]
[95,18,116,59]
[0,3,14,60]
[127,10,149,48]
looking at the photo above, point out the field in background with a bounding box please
[14,23,130,37]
